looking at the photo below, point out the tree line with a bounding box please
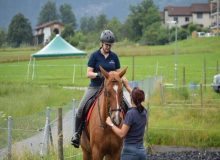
[0,0,209,48]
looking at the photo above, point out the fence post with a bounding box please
[132,56,135,81]
[48,107,53,148]
[7,116,12,160]
[58,108,64,160]
[160,83,165,105]
[40,107,51,156]
[200,84,203,107]
[183,66,186,86]
[72,99,77,134]
[203,58,206,91]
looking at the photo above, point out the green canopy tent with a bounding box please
[27,34,86,83]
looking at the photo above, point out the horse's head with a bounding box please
[100,66,127,126]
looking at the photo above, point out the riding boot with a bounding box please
[71,115,83,148]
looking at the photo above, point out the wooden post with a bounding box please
[132,56,135,81]
[183,66,186,86]
[160,83,165,105]
[7,116,12,160]
[58,108,64,160]
[203,58,206,90]
[200,84,203,108]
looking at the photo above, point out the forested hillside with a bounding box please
[0,0,208,28]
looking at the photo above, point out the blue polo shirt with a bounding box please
[88,49,120,87]
[123,108,147,145]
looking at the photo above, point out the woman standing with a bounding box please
[106,80,147,160]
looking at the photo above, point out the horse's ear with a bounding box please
[119,67,128,78]
[99,66,109,79]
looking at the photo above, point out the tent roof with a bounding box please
[32,35,86,58]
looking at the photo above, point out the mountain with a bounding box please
[0,0,208,30]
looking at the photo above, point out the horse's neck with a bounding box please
[99,91,109,119]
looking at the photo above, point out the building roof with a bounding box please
[191,3,210,13]
[165,6,191,16]
[35,21,64,30]
[164,3,210,16]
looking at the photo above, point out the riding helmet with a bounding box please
[100,30,115,43]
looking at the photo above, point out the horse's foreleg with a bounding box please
[81,146,91,160]
[91,146,104,160]
[105,153,121,160]
[82,150,91,160]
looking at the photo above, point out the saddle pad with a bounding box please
[86,99,97,124]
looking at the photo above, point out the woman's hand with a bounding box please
[122,77,132,93]
[106,116,113,126]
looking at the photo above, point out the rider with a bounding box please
[71,29,121,148]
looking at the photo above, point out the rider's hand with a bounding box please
[96,72,103,78]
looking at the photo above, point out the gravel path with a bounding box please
[148,145,220,160]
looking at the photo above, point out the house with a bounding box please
[210,0,220,34]
[163,3,211,29]
[34,21,64,45]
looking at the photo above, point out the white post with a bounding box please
[72,64,76,84]
[217,0,220,35]
[26,57,32,81]
[174,22,178,88]
[7,116,12,160]
[31,58,36,80]
[166,20,178,87]
[155,61,158,76]
[40,107,50,156]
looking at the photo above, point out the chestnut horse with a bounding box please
[80,66,127,160]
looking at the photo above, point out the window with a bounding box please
[185,17,189,22]
[173,17,178,22]
[197,13,203,19]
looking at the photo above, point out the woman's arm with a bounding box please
[122,77,132,94]
[106,117,130,138]
[87,67,99,79]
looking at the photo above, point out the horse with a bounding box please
[80,66,127,160]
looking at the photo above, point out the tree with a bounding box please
[96,14,108,32]
[106,17,123,41]
[59,3,77,29]
[125,0,161,41]
[61,24,75,39]
[38,1,59,25]
[141,22,169,45]
[0,28,6,47]
[80,16,96,34]
[7,13,33,47]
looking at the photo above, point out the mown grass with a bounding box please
[0,37,220,157]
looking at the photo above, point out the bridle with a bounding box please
[104,79,123,125]
[98,79,124,128]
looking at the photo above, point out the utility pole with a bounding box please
[167,20,178,88]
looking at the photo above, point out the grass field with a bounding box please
[0,37,220,153]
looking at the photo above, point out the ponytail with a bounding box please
[131,87,145,113]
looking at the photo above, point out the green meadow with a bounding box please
[0,37,220,151]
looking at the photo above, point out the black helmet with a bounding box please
[100,30,115,43]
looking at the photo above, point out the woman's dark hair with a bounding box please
[131,87,145,113]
